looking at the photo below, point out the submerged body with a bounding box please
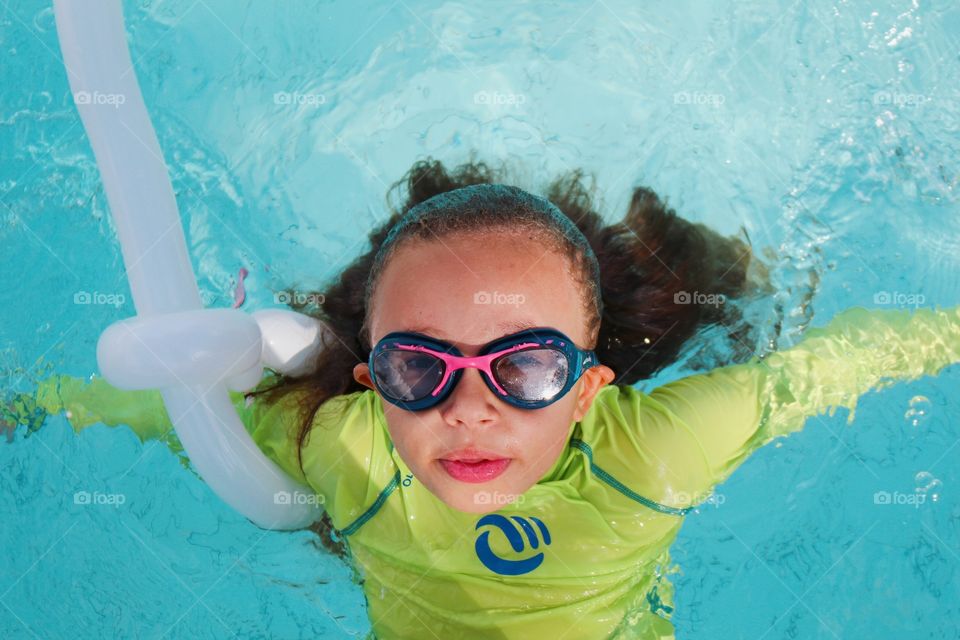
[30,305,960,639]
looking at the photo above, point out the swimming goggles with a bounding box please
[368,327,599,411]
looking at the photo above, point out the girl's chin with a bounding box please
[422,462,534,512]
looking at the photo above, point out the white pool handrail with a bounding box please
[53,0,323,530]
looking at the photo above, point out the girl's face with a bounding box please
[353,231,615,514]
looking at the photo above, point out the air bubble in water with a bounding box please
[914,471,942,503]
[904,395,931,427]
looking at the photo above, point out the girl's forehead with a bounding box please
[372,314,590,356]
[370,235,587,345]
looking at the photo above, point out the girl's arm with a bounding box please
[21,374,389,530]
[31,374,178,441]
[13,374,309,485]
[639,305,960,508]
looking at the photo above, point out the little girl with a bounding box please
[21,158,960,639]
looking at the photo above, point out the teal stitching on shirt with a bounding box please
[570,439,693,517]
[341,469,402,536]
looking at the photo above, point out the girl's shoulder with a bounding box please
[301,388,397,531]
[575,382,717,513]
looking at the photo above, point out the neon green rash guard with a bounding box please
[28,305,960,639]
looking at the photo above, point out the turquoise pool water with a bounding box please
[2,0,959,637]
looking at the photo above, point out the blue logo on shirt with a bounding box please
[474,514,551,576]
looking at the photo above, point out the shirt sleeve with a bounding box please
[32,374,177,441]
[297,389,397,532]
[28,373,311,485]
[27,374,386,528]
[633,304,960,509]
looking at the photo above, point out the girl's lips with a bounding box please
[439,458,511,483]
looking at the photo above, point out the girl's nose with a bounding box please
[439,367,498,426]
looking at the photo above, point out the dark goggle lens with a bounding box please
[493,348,568,402]
[372,350,445,401]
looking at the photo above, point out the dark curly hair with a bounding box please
[248,154,770,551]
